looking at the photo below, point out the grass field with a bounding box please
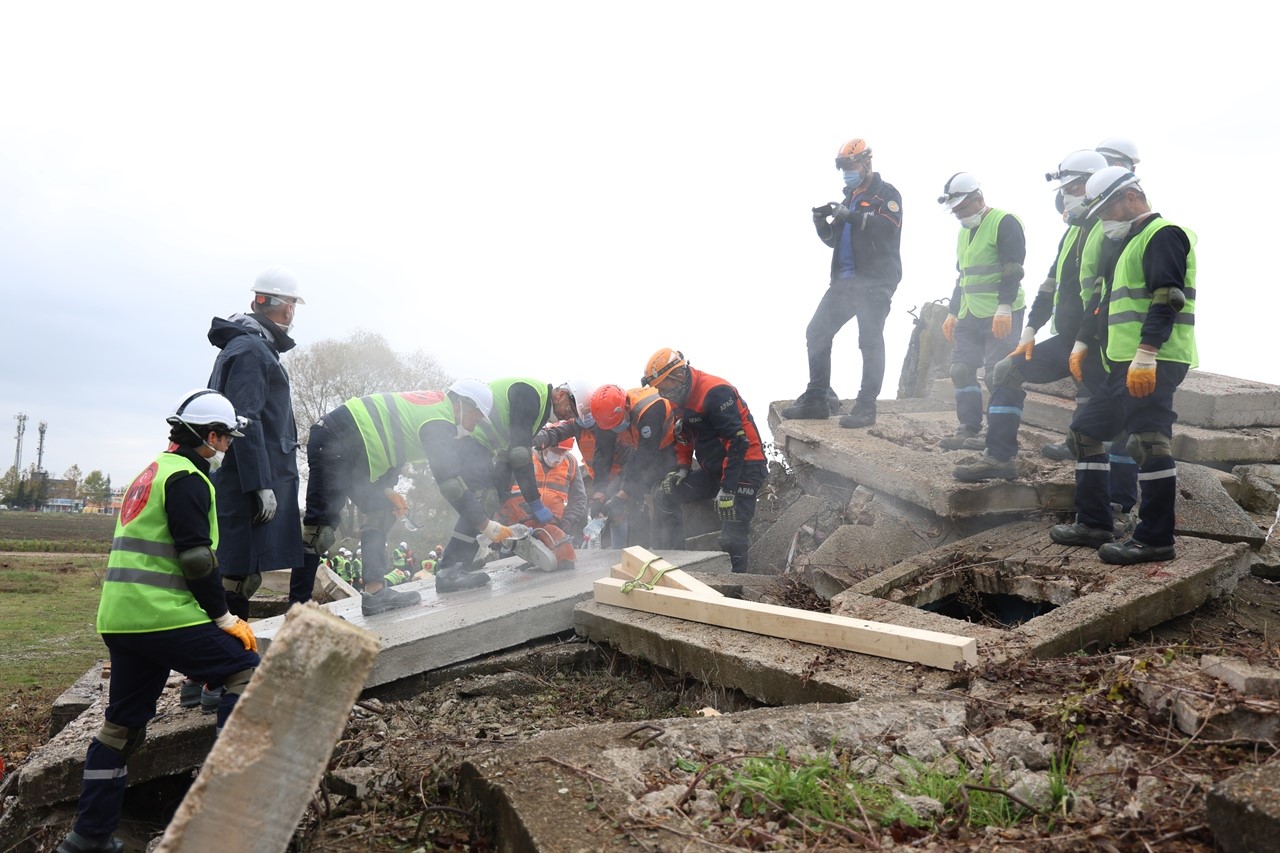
[0,514,114,765]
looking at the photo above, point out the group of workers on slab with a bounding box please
[780,135,1195,567]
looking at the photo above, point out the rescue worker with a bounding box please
[392,541,410,574]
[589,384,680,548]
[937,173,1027,450]
[502,438,586,531]
[206,266,306,619]
[415,552,438,580]
[437,377,556,587]
[954,150,1109,482]
[302,380,515,609]
[1048,167,1196,564]
[57,390,259,853]
[1096,137,1140,171]
[642,349,767,572]
[781,137,903,428]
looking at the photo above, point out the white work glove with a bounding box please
[1069,341,1089,383]
[1010,326,1037,360]
[1127,347,1159,398]
[991,304,1013,339]
[252,488,277,524]
[482,519,514,544]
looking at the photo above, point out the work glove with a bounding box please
[385,488,408,519]
[942,314,957,343]
[589,491,607,517]
[991,304,1013,340]
[527,498,554,525]
[1127,347,1159,398]
[661,467,690,496]
[603,493,627,519]
[251,489,277,525]
[715,489,736,522]
[1069,341,1089,383]
[1009,326,1036,361]
[482,519,515,544]
[215,612,258,652]
[830,203,851,222]
[532,429,550,450]
[812,203,834,223]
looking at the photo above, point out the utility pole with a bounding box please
[13,413,26,474]
[36,420,47,473]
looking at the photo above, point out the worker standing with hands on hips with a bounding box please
[1049,167,1197,564]
[781,137,903,428]
[56,390,260,853]
[936,173,1027,451]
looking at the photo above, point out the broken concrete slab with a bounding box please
[1176,463,1266,545]
[771,406,1075,519]
[251,548,731,690]
[1209,763,1280,853]
[156,605,378,853]
[1027,370,1280,429]
[1201,655,1280,699]
[831,521,1251,661]
[49,661,105,739]
[459,698,967,853]
[1135,664,1280,743]
[19,674,215,808]
[746,494,830,573]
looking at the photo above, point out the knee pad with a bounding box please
[223,667,255,697]
[303,524,336,557]
[1126,431,1172,467]
[97,721,146,758]
[950,362,978,388]
[1067,428,1107,460]
[991,356,1025,390]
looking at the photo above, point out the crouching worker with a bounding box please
[58,390,260,853]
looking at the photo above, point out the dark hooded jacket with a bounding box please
[207,313,303,573]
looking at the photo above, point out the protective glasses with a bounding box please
[835,154,870,171]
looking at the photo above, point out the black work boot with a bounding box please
[1098,538,1176,565]
[361,585,422,615]
[826,388,842,415]
[953,452,1017,482]
[57,831,123,853]
[938,425,980,450]
[1041,441,1074,461]
[1049,521,1115,548]
[781,389,832,419]
[434,563,491,593]
[839,396,877,429]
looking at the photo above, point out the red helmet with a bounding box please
[558,437,574,450]
[590,384,628,430]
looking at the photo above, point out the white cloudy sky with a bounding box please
[1,2,1275,485]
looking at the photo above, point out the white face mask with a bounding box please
[542,450,567,467]
[1101,218,1133,241]
[204,443,225,473]
[959,212,983,229]
[1061,192,1087,216]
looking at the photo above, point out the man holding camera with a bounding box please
[780,138,903,428]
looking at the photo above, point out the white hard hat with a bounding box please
[1096,137,1140,169]
[1046,150,1108,190]
[448,378,494,419]
[251,265,305,305]
[560,379,598,420]
[1084,166,1141,213]
[938,172,981,209]
[168,389,247,436]
[400,542,408,549]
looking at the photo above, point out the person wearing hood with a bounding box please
[205,266,306,618]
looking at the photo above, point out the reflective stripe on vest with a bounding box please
[344,391,453,482]
[1104,218,1198,366]
[955,208,1026,318]
[626,387,676,449]
[1077,221,1105,307]
[474,378,550,455]
[96,452,216,634]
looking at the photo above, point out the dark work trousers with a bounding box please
[439,436,500,572]
[72,625,259,839]
[805,277,893,402]
[303,406,398,588]
[660,456,767,572]
[950,310,1023,433]
[985,335,1136,508]
[650,482,686,549]
[1068,360,1188,546]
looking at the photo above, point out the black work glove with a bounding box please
[812,203,835,222]
[602,495,627,520]
[589,492,607,517]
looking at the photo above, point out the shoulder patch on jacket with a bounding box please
[887,200,900,213]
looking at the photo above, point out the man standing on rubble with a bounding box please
[1048,167,1197,564]
[57,391,259,853]
[206,266,306,618]
[642,349,767,572]
[781,138,903,428]
[936,173,1027,450]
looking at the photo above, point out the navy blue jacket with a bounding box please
[207,314,303,574]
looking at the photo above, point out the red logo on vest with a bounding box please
[399,391,444,406]
[120,462,159,525]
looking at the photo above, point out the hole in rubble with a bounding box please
[893,561,1077,629]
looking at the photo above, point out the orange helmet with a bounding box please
[558,437,575,450]
[836,138,871,170]
[641,348,686,388]
[590,384,628,430]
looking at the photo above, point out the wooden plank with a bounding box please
[609,546,723,598]
[593,577,977,670]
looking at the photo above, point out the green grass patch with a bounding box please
[0,538,111,553]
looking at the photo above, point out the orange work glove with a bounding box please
[1009,327,1036,361]
[941,314,957,343]
[1068,341,1088,383]
[482,519,514,544]
[215,613,259,652]
[385,488,408,519]
[991,304,1013,340]
[1126,348,1159,398]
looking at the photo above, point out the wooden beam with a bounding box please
[609,546,723,598]
[593,577,977,670]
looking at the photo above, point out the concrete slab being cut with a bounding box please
[832,520,1251,661]
[251,548,731,689]
[771,403,1075,519]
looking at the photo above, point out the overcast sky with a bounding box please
[2,2,1275,486]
